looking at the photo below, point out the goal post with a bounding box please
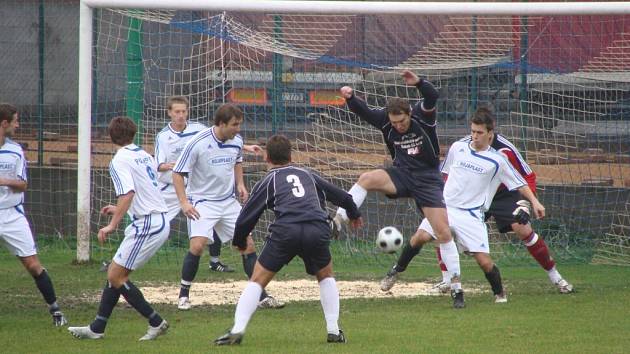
[77,1,630,265]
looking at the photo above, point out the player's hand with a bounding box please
[531,200,545,219]
[349,217,363,229]
[97,225,115,245]
[401,70,420,86]
[181,201,200,220]
[237,184,249,203]
[340,86,353,99]
[100,205,117,215]
[243,144,263,155]
[512,199,534,224]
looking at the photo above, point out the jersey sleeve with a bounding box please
[411,79,439,126]
[497,154,527,191]
[15,149,27,182]
[346,95,389,129]
[312,173,361,220]
[173,137,198,174]
[236,135,244,163]
[154,133,168,166]
[497,147,537,194]
[439,144,457,175]
[109,159,135,196]
[233,178,270,248]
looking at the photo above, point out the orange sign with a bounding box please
[309,91,345,106]
[227,88,267,104]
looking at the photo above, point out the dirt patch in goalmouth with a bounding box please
[140,280,480,306]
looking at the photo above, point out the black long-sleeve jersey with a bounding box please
[346,79,441,169]
[232,165,361,248]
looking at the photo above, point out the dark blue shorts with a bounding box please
[257,221,332,275]
[485,189,520,233]
[384,167,446,209]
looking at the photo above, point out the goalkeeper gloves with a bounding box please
[512,200,531,225]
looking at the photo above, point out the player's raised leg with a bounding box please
[334,169,394,226]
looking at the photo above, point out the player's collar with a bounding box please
[468,142,491,153]
[168,122,187,134]
[123,143,142,151]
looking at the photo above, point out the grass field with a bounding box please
[1,246,629,354]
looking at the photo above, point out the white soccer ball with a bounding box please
[376,226,403,254]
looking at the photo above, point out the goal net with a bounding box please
[81,3,630,267]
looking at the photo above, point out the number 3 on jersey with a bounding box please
[286,174,305,197]
[146,166,158,187]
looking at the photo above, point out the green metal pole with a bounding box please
[37,0,45,166]
[126,18,144,145]
[271,15,285,134]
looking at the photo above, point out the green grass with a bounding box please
[1,247,629,353]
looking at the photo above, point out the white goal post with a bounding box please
[77,0,630,262]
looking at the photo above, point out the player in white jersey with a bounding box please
[173,103,282,310]
[381,107,546,304]
[155,96,263,273]
[68,117,170,341]
[0,103,67,326]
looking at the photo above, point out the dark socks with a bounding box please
[208,231,222,258]
[484,265,504,295]
[393,242,422,272]
[179,251,201,298]
[242,252,268,301]
[33,269,57,307]
[90,282,121,334]
[119,281,163,327]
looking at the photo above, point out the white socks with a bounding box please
[439,240,461,289]
[546,266,562,284]
[336,183,367,221]
[231,282,263,334]
[319,277,340,335]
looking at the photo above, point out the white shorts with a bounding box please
[188,198,241,244]
[113,212,169,270]
[0,205,37,257]
[161,188,181,222]
[419,206,489,254]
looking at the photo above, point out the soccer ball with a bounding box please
[376,226,403,254]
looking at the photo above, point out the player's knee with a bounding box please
[434,226,453,243]
[20,256,42,276]
[357,170,380,189]
[475,255,494,272]
[512,223,533,240]
[189,237,206,255]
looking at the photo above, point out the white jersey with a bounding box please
[154,121,207,189]
[109,144,167,217]
[0,138,27,209]
[440,140,526,211]
[173,127,243,202]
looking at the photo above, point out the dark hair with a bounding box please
[386,97,411,116]
[214,103,243,126]
[167,96,189,110]
[108,116,137,146]
[266,135,291,165]
[470,106,495,132]
[0,103,17,124]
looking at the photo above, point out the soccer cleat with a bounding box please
[214,331,244,345]
[258,296,285,309]
[209,261,235,273]
[494,291,508,303]
[433,281,451,295]
[52,311,68,327]
[327,329,347,343]
[451,289,465,309]
[68,326,104,339]
[555,278,574,294]
[380,266,399,292]
[139,320,169,341]
[178,297,191,310]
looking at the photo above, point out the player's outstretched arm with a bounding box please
[341,86,388,128]
[98,191,134,244]
[232,180,269,249]
[243,144,263,155]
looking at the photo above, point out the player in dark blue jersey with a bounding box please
[214,135,363,346]
[333,70,463,308]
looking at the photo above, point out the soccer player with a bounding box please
[68,117,170,340]
[0,103,67,326]
[173,103,282,311]
[386,107,547,303]
[214,135,363,345]
[433,108,573,294]
[155,96,255,273]
[333,70,464,308]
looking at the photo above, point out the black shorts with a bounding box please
[384,167,446,209]
[257,221,332,275]
[485,189,520,233]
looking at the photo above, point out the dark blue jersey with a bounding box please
[346,80,440,170]
[233,165,360,248]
